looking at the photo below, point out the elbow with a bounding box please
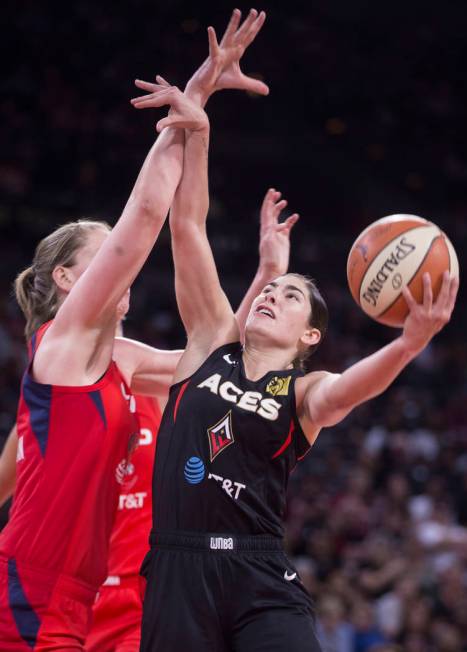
[124,195,167,231]
[133,197,164,222]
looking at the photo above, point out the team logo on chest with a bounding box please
[266,375,292,397]
[207,411,235,462]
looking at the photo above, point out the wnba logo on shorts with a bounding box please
[210,536,234,550]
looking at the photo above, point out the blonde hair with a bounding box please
[15,219,110,340]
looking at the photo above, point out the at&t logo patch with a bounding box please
[184,457,205,484]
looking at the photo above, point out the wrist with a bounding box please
[397,333,425,359]
[185,81,211,109]
[256,263,283,283]
[186,121,210,138]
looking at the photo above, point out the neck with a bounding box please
[242,341,294,382]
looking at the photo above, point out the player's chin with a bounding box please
[245,316,277,337]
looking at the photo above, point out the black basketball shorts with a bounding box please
[140,531,322,652]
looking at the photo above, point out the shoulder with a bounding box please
[295,370,341,446]
[295,370,339,407]
[172,339,241,386]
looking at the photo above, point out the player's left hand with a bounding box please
[186,8,269,106]
[131,77,209,133]
[401,271,459,354]
[258,188,299,278]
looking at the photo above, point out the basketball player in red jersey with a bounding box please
[133,30,459,652]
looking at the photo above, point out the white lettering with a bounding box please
[118,492,147,510]
[222,478,233,496]
[120,383,136,413]
[237,391,262,412]
[233,482,246,500]
[257,398,281,421]
[219,381,243,403]
[197,374,222,394]
[197,375,282,421]
[210,537,234,550]
[208,473,246,500]
[139,428,153,446]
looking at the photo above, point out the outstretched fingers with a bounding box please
[402,284,417,312]
[244,11,267,48]
[276,214,299,234]
[134,79,164,93]
[238,72,269,95]
[422,272,433,311]
[155,75,170,87]
[449,275,460,308]
[260,188,276,230]
[131,88,176,109]
[207,26,220,58]
[235,8,258,43]
[434,271,458,322]
[220,8,242,45]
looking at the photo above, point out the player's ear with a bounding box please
[52,265,74,293]
[301,327,321,348]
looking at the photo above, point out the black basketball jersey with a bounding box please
[152,342,311,538]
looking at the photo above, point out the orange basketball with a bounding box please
[347,215,459,327]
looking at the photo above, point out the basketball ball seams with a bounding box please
[355,224,431,298]
[443,234,460,279]
[348,215,459,328]
[347,220,433,302]
[357,224,441,312]
[376,234,445,324]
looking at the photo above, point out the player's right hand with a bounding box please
[401,271,458,355]
[185,8,269,106]
[131,77,209,133]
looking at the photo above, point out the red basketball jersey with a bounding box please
[0,322,139,591]
[105,395,161,579]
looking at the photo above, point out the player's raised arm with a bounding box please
[32,86,209,385]
[297,272,458,440]
[52,123,183,332]
[235,188,299,339]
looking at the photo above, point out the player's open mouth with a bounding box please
[255,304,275,319]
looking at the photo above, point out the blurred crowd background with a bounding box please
[1,1,466,650]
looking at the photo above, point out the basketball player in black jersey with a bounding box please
[134,10,459,652]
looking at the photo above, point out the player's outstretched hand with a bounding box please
[131,77,209,133]
[258,188,299,278]
[186,8,269,106]
[401,271,458,354]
